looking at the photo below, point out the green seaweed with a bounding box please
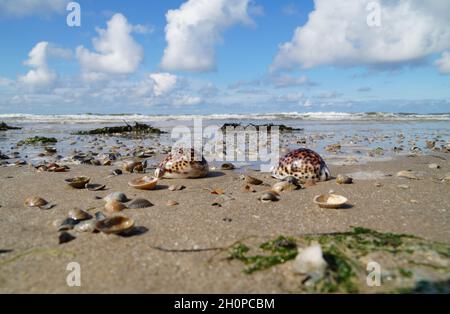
[18,136,57,145]
[226,227,450,293]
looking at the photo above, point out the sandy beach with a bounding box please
[0,153,449,293]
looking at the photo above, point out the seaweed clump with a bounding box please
[73,122,166,136]
[18,136,57,145]
[221,123,303,133]
[0,122,21,131]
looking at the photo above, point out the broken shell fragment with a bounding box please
[128,176,158,190]
[96,216,135,235]
[396,170,419,180]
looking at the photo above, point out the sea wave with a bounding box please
[0,112,449,123]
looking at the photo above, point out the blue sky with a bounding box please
[0,0,449,114]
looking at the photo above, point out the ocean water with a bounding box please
[0,113,449,167]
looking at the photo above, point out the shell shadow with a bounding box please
[0,249,13,255]
[118,226,149,238]
[206,171,226,178]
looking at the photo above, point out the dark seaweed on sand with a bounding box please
[220,123,303,133]
[0,122,21,131]
[73,122,166,135]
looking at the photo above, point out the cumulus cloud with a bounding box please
[272,0,450,71]
[435,51,450,74]
[161,0,253,72]
[149,73,178,96]
[76,13,144,81]
[18,41,70,89]
[0,0,68,18]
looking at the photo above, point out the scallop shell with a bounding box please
[103,192,130,203]
[128,176,158,190]
[105,200,127,213]
[96,216,135,235]
[127,198,153,209]
[313,194,348,209]
[85,183,106,191]
[68,208,92,221]
[65,176,90,189]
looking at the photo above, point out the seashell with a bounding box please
[428,163,440,169]
[260,191,280,203]
[95,211,107,221]
[58,218,78,231]
[111,169,122,176]
[65,176,90,189]
[85,183,106,191]
[168,185,185,191]
[221,163,235,170]
[245,175,263,185]
[74,220,97,233]
[24,196,54,209]
[105,200,127,213]
[59,232,76,244]
[103,192,130,203]
[313,194,348,209]
[425,140,435,149]
[128,176,158,190]
[122,161,142,173]
[24,196,48,207]
[272,181,299,193]
[396,170,419,180]
[167,200,179,206]
[127,198,153,209]
[68,208,92,221]
[336,174,353,184]
[44,147,57,154]
[96,216,135,235]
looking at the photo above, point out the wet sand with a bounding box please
[0,154,449,293]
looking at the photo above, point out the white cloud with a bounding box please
[272,0,450,71]
[76,13,144,81]
[18,41,71,89]
[149,73,178,96]
[272,74,315,88]
[172,95,203,106]
[161,0,253,72]
[435,51,450,74]
[0,0,68,18]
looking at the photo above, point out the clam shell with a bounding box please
[396,171,419,180]
[260,191,280,203]
[103,192,130,203]
[105,200,127,213]
[245,175,263,185]
[122,161,142,173]
[127,198,153,209]
[313,194,348,209]
[272,181,299,193]
[24,196,48,208]
[128,176,158,190]
[65,176,90,189]
[221,163,236,170]
[59,232,76,244]
[336,174,353,184]
[58,218,78,231]
[96,216,135,235]
[74,220,97,233]
[95,211,107,221]
[85,183,106,191]
[68,208,92,221]
[168,184,185,191]
[167,200,179,206]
